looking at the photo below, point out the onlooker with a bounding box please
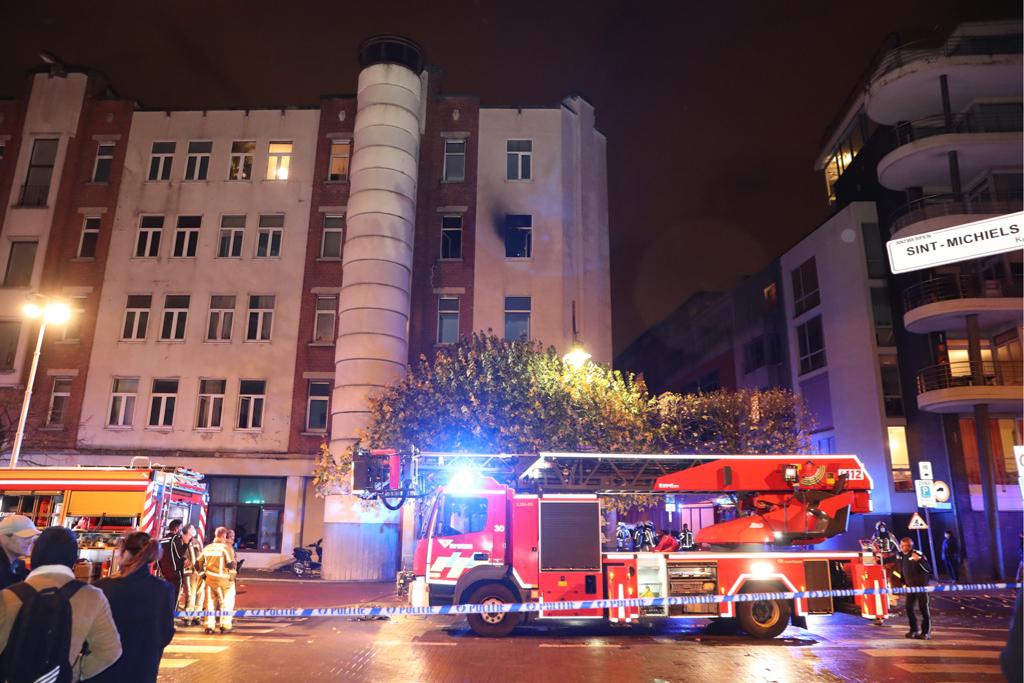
[93,532,176,683]
[0,526,121,681]
[201,527,233,634]
[0,515,39,589]
[1000,589,1022,682]
[182,535,205,626]
[1016,532,1023,583]
[158,521,194,609]
[940,530,960,583]
[895,536,932,640]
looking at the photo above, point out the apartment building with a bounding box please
[0,38,612,578]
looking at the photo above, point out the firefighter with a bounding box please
[201,526,234,634]
[633,520,656,551]
[677,524,695,551]
[182,535,205,626]
[870,520,900,615]
[615,522,633,551]
[654,529,679,552]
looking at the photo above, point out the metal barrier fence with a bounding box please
[177,581,1019,618]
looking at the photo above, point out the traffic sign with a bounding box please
[915,479,935,508]
[918,461,933,481]
[908,512,928,530]
[932,480,950,503]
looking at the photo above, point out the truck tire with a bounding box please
[737,599,790,639]
[465,584,520,637]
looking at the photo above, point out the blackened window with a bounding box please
[504,214,532,258]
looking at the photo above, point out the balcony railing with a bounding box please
[916,360,1024,394]
[16,184,49,208]
[903,274,1024,312]
[890,192,1024,233]
[871,34,1023,81]
[893,110,1023,147]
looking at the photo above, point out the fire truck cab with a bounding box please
[406,454,890,638]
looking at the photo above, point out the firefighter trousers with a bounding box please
[184,573,204,617]
[204,583,233,630]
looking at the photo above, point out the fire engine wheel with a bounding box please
[737,599,791,639]
[465,584,520,637]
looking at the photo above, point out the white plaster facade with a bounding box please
[474,97,612,363]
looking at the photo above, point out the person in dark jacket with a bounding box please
[0,515,38,589]
[894,536,932,639]
[94,531,176,683]
[940,530,960,583]
[1001,589,1022,682]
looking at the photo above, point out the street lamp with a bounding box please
[9,299,71,468]
[562,300,592,370]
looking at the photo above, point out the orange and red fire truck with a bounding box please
[0,463,207,578]
[354,450,890,638]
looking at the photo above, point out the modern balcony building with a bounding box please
[0,39,612,579]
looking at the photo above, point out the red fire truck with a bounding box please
[355,451,890,638]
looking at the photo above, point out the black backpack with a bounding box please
[0,580,84,683]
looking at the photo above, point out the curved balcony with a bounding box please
[877,111,1023,191]
[916,360,1024,414]
[902,274,1023,334]
[889,193,1024,240]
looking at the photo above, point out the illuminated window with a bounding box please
[328,140,350,181]
[763,283,777,310]
[93,143,115,182]
[443,139,465,181]
[887,426,913,492]
[440,215,462,260]
[229,141,254,180]
[506,140,532,180]
[266,141,292,180]
[148,142,175,181]
[947,345,995,378]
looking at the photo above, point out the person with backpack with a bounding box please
[92,532,176,683]
[0,526,121,682]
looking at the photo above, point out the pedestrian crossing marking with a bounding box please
[539,643,623,648]
[857,639,1007,647]
[172,635,296,643]
[862,648,999,658]
[158,658,197,669]
[164,644,229,654]
[372,640,457,646]
[894,663,1002,674]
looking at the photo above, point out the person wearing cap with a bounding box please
[0,514,40,589]
[0,526,122,680]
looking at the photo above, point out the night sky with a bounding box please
[5,1,1019,355]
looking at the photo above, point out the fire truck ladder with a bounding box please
[519,452,710,493]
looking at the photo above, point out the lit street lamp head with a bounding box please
[563,344,592,369]
[23,300,72,325]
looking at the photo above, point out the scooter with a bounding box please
[292,539,322,578]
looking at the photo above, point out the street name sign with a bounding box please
[887,211,1024,274]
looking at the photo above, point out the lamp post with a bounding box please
[9,299,71,468]
[563,300,592,370]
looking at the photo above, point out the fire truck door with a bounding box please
[604,560,639,623]
[427,490,505,586]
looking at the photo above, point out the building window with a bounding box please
[313,295,337,343]
[205,476,284,550]
[237,380,266,430]
[266,141,292,180]
[791,257,820,317]
[229,141,255,180]
[321,216,343,259]
[122,295,151,340]
[196,379,226,430]
[59,296,86,342]
[440,215,462,260]
[148,378,178,428]
[21,139,58,206]
[763,283,778,311]
[160,294,190,341]
[245,295,275,342]
[880,356,904,417]
[443,139,466,182]
[47,377,72,427]
[437,297,459,344]
[78,217,101,259]
[328,140,350,181]
[108,378,138,427]
[504,296,531,341]
[172,215,201,258]
[887,425,913,492]
[861,223,886,279]
[0,321,18,371]
[743,337,765,373]
[871,287,894,347]
[306,381,330,432]
[135,216,163,258]
[504,215,532,258]
[206,295,235,342]
[796,315,826,375]
[184,140,212,181]
[93,143,115,182]
[506,139,532,180]
[3,242,38,287]
[148,142,175,181]
[255,215,283,258]
[811,433,836,455]
[217,215,245,258]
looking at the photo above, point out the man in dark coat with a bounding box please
[940,530,960,583]
[0,515,38,589]
[894,536,932,639]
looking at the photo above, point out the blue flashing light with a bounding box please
[446,467,481,493]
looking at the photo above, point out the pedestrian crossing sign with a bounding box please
[907,512,928,530]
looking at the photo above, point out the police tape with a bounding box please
[176,581,1020,619]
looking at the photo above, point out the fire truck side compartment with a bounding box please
[539,501,601,571]
[803,559,834,613]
